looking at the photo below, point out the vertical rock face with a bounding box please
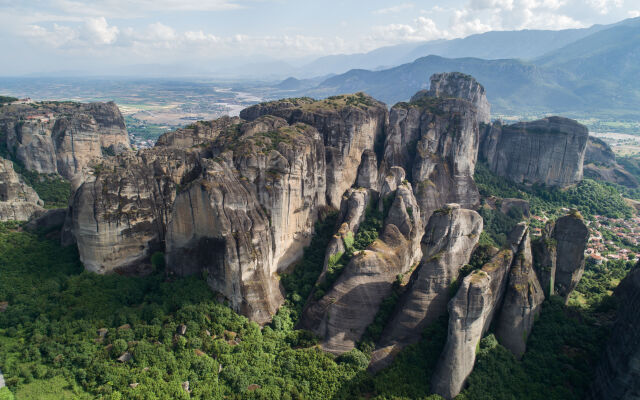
[0,101,130,180]
[0,157,44,221]
[590,263,640,400]
[495,226,545,358]
[431,248,516,399]
[383,96,480,225]
[166,121,326,324]
[533,214,589,300]
[155,116,242,148]
[70,148,201,274]
[239,94,387,208]
[480,117,588,187]
[584,137,638,188]
[370,204,483,371]
[300,182,423,354]
[411,72,491,124]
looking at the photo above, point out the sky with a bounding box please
[0,0,638,75]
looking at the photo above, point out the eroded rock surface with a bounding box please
[584,137,638,188]
[0,157,44,221]
[383,96,480,224]
[411,72,491,124]
[495,225,545,357]
[590,262,640,400]
[300,182,422,354]
[370,204,482,371]
[0,101,130,180]
[480,117,588,187]
[240,94,387,208]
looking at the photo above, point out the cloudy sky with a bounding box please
[0,0,638,75]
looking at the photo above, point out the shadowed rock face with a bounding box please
[480,117,588,187]
[590,263,640,400]
[431,248,515,399]
[0,157,44,221]
[300,182,423,354]
[239,94,387,209]
[383,97,480,225]
[369,204,483,371]
[411,72,491,124]
[495,226,545,358]
[584,137,638,188]
[533,214,589,301]
[0,102,130,180]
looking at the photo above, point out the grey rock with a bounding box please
[0,101,130,180]
[155,116,241,148]
[370,204,482,371]
[24,208,67,232]
[0,157,44,221]
[590,262,640,400]
[553,214,589,299]
[239,94,387,208]
[480,117,588,187]
[411,72,491,124]
[495,226,545,357]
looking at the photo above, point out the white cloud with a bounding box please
[588,0,624,15]
[373,3,414,15]
[369,16,446,45]
[84,17,119,44]
[629,10,640,17]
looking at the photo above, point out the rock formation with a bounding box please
[166,120,326,324]
[239,94,387,208]
[0,157,44,221]
[155,116,241,148]
[0,101,130,180]
[480,117,588,187]
[533,214,589,300]
[383,96,480,224]
[300,181,423,354]
[584,137,638,188]
[370,204,483,371]
[495,225,545,357]
[410,72,491,124]
[590,262,640,400]
[431,246,516,399]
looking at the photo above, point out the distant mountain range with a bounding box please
[287,17,640,119]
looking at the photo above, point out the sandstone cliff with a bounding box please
[590,262,640,400]
[410,72,491,124]
[480,117,588,187]
[383,96,480,224]
[495,225,545,357]
[0,101,130,180]
[533,214,589,300]
[239,93,387,208]
[584,137,638,188]
[300,181,423,354]
[0,157,44,221]
[369,204,483,371]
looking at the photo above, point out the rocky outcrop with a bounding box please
[480,117,588,188]
[410,72,491,124]
[495,225,545,357]
[431,247,516,399]
[370,204,482,371]
[0,101,130,180]
[165,120,326,323]
[155,116,241,148]
[500,198,530,218]
[383,96,480,225]
[300,181,422,354]
[533,214,589,300]
[0,157,44,221]
[70,147,201,274]
[590,262,640,400]
[24,208,67,233]
[584,137,638,188]
[239,94,387,208]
